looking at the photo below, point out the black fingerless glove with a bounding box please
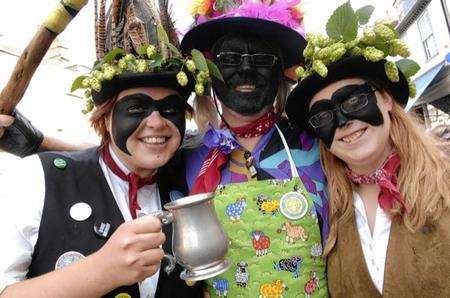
[0,110,44,158]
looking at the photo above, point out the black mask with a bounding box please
[111,93,187,155]
[211,34,281,115]
[308,84,384,148]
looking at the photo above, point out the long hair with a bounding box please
[322,102,450,256]
[89,96,120,150]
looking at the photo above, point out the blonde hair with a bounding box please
[322,102,450,256]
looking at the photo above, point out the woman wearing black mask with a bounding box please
[286,5,450,297]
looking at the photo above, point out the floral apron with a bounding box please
[206,125,328,298]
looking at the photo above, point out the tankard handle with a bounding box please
[151,210,176,275]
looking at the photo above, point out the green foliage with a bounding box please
[396,59,420,78]
[206,59,224,82]
[191,49,208,72]
[326,1,358,42]
[71,75,88,92]
[355,5,375,25]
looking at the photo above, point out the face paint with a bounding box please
[211,34,281,115]
[111,93,187,155]
[308,83,384,148]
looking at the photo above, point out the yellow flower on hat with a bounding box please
[190,0,214,16]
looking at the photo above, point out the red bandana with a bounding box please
[230,110,276,138]
[190,110,276,195]
[346,152,408,212]
[102,145,157,219]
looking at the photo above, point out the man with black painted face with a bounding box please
[179,2,330,296]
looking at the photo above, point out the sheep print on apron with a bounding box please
[206,125,328,298]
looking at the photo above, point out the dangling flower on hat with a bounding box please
[295,1,420,99]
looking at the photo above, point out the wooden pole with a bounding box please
[0,28,57,115]
[0,0,89,116]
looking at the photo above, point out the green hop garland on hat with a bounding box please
[71,26,224,114]
[295,2,420,98]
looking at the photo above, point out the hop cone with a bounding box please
[81,77,91,88]
[306,33,318,44]
[408,79,417,98]
[350,46,363,56]
[363,46,385,62]
[118,59,127,71]
[295,66,305,80]
[345,39,359,50]
[303,43,315,59]
[389,39,411,58]
[186,60,196,73]
[103,66,116,80]
[90,78,101,92]
[374,24,396,41]
[136,60,148,72]
[313,60,328,77]
[176,71,188,87]
[195,83,205,96]
[92,70,104,81]
[146,45,157,59]
[315,35,329,48]
[330,47,346,62]
[360,30,376,45]
[384,61,399,82]
[316,47,332,61]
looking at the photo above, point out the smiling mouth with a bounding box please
[140,136,170,145]
[340,128,367,144]
[235,84,256,92]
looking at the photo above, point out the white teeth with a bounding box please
[341,129,365,143]
[141,136,167,144]
[236,84,256,92]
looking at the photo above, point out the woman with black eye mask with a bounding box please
[286,6,450,297]
[0,1,205,297]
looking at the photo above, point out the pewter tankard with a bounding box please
[155,192,231,281]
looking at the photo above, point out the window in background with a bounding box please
[417,9,439,60]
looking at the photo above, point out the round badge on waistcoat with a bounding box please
[55,251,85,270]
[114,293,132,298]
[279,191,308,220]
[70,202,92,221]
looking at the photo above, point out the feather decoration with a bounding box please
[94,0,99,58]
[98,0,107,58]
[159,0,180,48]
[123,0,149,53]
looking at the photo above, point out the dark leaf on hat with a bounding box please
[149,53,164,68]
[138,44,149,56]
[326,1,358,42]
[191,49,208,72]
[71,75,88,92]
[206,59,224,82]
[166,42,182,57]
[103,48,125,64]
[356,5,375,25]
[396,59,420,78]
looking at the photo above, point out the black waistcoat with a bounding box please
[27,147,202,298]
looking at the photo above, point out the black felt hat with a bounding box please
[180,17,306,69]
[285,55,410,131]
[91,70,194,106]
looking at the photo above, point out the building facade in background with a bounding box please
[394,0,450,127]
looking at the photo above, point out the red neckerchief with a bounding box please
[102,145,157,219]
[346,152,408,212]
[230,110,276,138]
[190,110,276,194]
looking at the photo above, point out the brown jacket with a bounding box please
[327,210,450,297]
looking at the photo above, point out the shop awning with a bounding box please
[405,52,450,113]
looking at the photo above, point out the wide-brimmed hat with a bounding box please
[180,0,306,69]
[285,2,419,130]
[71,0,205,112]
[286,55,410,130]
